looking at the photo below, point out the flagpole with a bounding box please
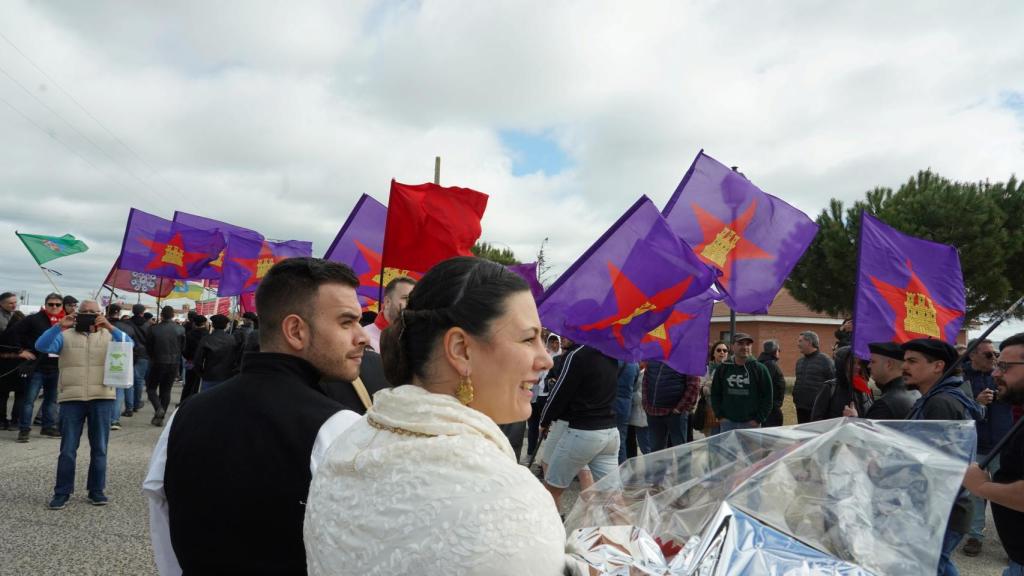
[38,266,62,294]
[434,156,441,185]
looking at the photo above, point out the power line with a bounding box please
[0,60,171,212]
[0,28,181,197]
[0,91,142,197]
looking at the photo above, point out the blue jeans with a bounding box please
[200,379,225,392]
[969,453,1000,539]
[719,419,759,434]
[54,400,115,497]
[937,529,963,576]
[115,386,133,417]
[132,359,148,410]
[21,370,59,431]
[647,412,689,452]
[1004,560,1024,576]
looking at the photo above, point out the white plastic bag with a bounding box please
[103,331,133,388]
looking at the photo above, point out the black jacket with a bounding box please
[810,348,872,421]
[147,320,184,365]
[864,377,918,419]
[539,345,618,430]
[184,327,208,362]
[130,315,151,360]
[112,319,144,364]
[13,311,59,372]
[793,351,834,410]
[165,353,344,575]
[757,352,786,410]
[321,349,390,415]
[192,330,241,382]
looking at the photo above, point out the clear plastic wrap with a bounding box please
[564,418,975,575]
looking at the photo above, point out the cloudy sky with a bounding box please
[2,1,1023,333]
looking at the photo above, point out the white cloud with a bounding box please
[1,0,1023,310]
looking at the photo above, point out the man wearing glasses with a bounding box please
[12,293,69,442]
[963,332,1024,576]
[961,338,1013,557]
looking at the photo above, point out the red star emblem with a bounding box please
[641,309,694,358]
[138,232,209,277]
[232,241,285,292]
[690,200,773,289]
[354,240,383,293]
[579,262,694,347]
[869,260,963,342]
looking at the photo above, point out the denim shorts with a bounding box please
[539,420,569,465]
[544,426,620,489]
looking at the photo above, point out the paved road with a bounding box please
[0,390,1010,575]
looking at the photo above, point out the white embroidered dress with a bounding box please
[304,385,567,575]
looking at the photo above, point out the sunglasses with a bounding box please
[715,348,729,353]
[982,351,1000,360]
[46,302,63,307]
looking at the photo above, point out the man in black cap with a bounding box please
[710,332,773,433]
[962,332,1024,575]
[901,337,982,576]
[61,295,78,317]
[192,314,242,393]
[864,342,919,419]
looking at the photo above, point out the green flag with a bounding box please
[16,232,89,265]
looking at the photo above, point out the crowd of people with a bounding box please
[4,254,1024,575]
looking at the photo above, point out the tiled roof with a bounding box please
[711,288,841,320]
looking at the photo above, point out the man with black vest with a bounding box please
[143,258,368,575]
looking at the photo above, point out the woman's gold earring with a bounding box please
[456,374,474,405]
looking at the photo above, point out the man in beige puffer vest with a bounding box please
[33,299,133,510]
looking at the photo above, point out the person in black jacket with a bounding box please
[107,303,144,425]
[758,340,787,427]
[181,315,208,403]
[12,293,66,442]
[128,304,151,412]
[793,331,834,424]
[146,306,184,426]
[144,257,368,575]
[0,310,27,430]
[539,344,620,512]
[862,342,918,419]
[810,346,872,422]
[192,314,241,393]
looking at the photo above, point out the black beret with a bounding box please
[868,342,904,361]
[900,338,958,368]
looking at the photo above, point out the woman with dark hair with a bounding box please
[809,345,873,422]
[304,257,565,575]
[695,340,729,437]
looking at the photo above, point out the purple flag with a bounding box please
[638,289,716,376]
[117,208,226,280]
[219,234,313,296]
[507,262,544,303]
[852,212,965,360]
[663,150,819,313]
[173,211,263,279]
[538,196,714,361]
[323,194,387,311]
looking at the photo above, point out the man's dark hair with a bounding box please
[383,276,416,298]
[241,311,259,328]
[380,257,528,385]
[1000,333,1024,352]
[193,315,207,327]
[0,292,15,301]
[44,292,63,304]
[255,257,359,349]
[763,339,780,355]
[161,306,175,320]
[211,314,230,330]
[107,303,122,318]
[132,303,147,316]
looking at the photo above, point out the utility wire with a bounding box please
[0,60,171,212]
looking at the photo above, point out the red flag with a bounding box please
[104,261,174,298]
[381,180,488,274]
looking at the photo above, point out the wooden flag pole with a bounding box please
[434,156,441,185]
[38,266,62,294]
